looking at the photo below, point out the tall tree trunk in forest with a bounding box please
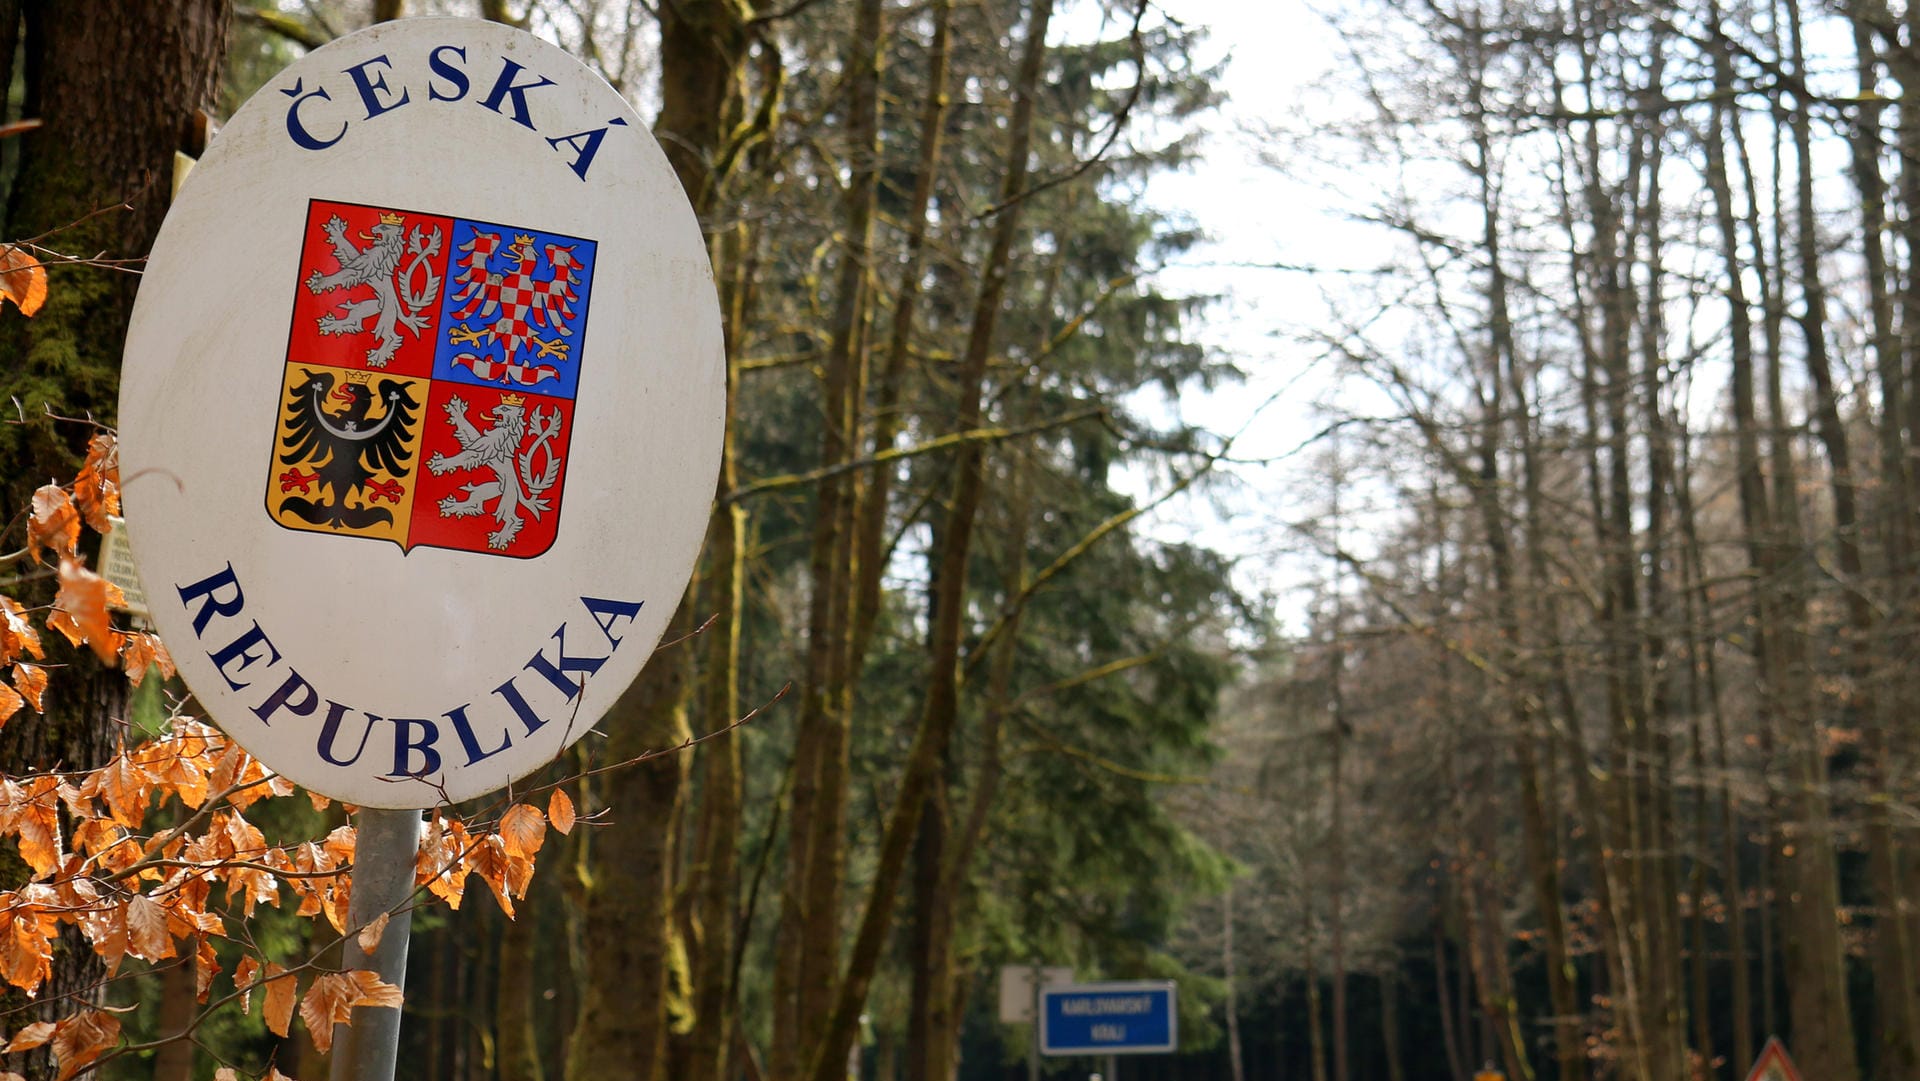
[498,889,544,1081]
[1225,885,1246,1081]
[567,625,694,1081]
[801,5,1054,1078]
[1738,11,1799,1044]
[0,7,226,1068]
[1381,969,1405,1081]
[152,953,197,1081]
[1434,918,1469,1081]
[803,0,885,1057]
[687,213,759,1081]
[1847,9,1920,1076]
[1672,417,1735,1081]
[0,0,226,515]
[1323,455,1351,1081]
[890,16,958,1081]
[1629,64,1692,1078]
[918,432,1033,1081]
[1885,0,1920,1008]
[1776,4,1865,1076]
[1328,646,1348,1081]
[1563,26,1659,1078]
[1308,924,1328,1081]
[773,1,885,1076]
[849,0,952,676]
[1536,111,1661,1073]
[570,3,746,1078]
[1700,19,1765,1059]
[1452,24,1582,1076]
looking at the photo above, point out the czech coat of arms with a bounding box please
[266,199,597,557]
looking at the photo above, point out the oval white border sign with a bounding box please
[119,18,723,807]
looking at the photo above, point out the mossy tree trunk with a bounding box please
[1,0,226,513]
[0,4,226,1073]
[567,2,747,1080]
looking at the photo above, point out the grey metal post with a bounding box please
[330,807,423,1081]
[1105,1054,1117,1081]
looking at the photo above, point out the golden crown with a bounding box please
[379,211,405,226]
[345,370,371,384]
[513,233,534,247]
[499,392,526,407]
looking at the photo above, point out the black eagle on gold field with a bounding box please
[276,369,421,530]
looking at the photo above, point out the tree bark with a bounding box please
[0,7,226,1071]
[1,0,227,514]
[569,3,746,1077]
[497,890,544,1081]
[1775,3,1864,1076]
[567,615,694,1081]
[800,5,1054,1078]
[773,2,885,1075]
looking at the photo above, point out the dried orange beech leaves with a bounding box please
[417,796,555,919]
[5,438,169,728]
[0,715,564,1079]
[0,444,569,1081]
[2,1007,119,1081]
[0,243,46,318]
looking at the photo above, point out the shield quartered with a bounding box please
[266,197,596,557]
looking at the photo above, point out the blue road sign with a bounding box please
[1039,981,1178,1056]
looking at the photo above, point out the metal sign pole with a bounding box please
[1029,964,1042,1081]
[329,807,423,1081]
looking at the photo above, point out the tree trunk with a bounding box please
[0,0,227,515]
[1226,886,1246,1081]
[791,0,886,1063]
[0,7,226,1071]
[569,3,745,1077]
[1847,12,1920,1075]
[1699,18,1764,1065]
[567,617,694,1081]
[686,222,754,1081]
[1453,25,1583,1075]
[1308,937,1328,1081]
[497,891,544,1081]
[151,952,197,1081]
[799,5,1054,1079]
[1776,4,1864,1076]
[1434,919,1469,1081]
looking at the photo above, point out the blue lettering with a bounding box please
[344,54,410,120]
[254,669,318,725]
[446,703,511,765]
[389,717,443,777]
[177,563,243,636]
[547,117,627,180]
[492,676,551,736]
[428,44,470,101]
[523,624,607,700]
[282,78,346,150]
[207,622,280,691]
[317,702,376,767]
[581,597,643,649]
[479,58,555,130]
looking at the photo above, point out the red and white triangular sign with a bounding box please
[1744,1037,1805,1081]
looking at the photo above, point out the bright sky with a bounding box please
[1130,0,1362,617]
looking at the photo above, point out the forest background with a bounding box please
[3,0,1918,1081]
